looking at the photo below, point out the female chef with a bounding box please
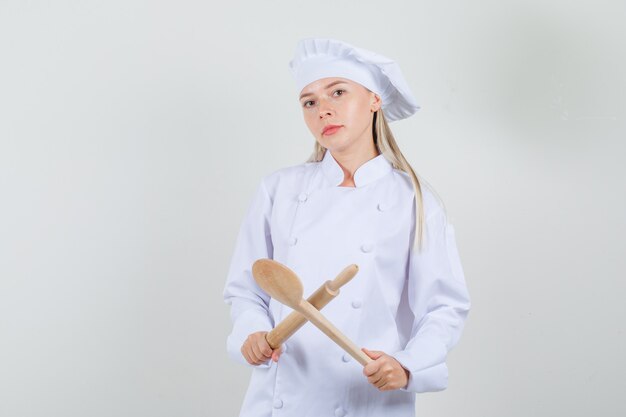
[223,37,471,417]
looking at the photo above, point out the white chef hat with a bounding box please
[288,37,420,122]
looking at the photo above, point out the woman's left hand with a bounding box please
[362,348,410,391]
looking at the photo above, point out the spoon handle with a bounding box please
[298,299,372,366]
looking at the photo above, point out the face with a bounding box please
[298,77,381,154]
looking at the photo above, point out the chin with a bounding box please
[325,143,351,154]
[319,134,349,150]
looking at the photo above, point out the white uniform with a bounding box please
[223,149,471,417]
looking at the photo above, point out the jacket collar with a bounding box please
[320,149,393,187]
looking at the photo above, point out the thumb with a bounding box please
[271,345,283,362]
[362,347,384,360]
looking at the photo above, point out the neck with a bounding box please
[330,141,379,187]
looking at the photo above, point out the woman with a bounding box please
[223,37,471,417]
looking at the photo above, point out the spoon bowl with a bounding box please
[252,259,304,309]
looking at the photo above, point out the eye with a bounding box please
[333,89,345,96]
[302,100,314,108]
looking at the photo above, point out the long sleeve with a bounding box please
[223,179,275,368]
[391,207,471,393]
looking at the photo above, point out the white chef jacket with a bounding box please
[223,149,471,417]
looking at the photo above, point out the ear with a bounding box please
[370,93,382,112]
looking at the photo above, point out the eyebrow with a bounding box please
[299,80,348,101]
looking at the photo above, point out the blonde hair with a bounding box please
[306,107,428,251]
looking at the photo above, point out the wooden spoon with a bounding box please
[252,258,372,366]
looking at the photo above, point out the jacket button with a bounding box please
[298,192,308,202]
[342,354,351,362]
[360,243,373,253]
[334,407,347,417]
[351,300,362,309]
[273,399,283,409]
[288,236,298,246]
[377,202,387,211]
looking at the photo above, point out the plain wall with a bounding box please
[0,1,624,416]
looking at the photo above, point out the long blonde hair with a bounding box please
[306,107,427,251]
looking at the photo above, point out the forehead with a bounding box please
[299,77,363,98]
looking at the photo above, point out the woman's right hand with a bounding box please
[241,331,283,365]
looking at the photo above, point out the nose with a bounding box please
[318,97,334,119]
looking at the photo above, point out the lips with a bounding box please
[322,125,343,135]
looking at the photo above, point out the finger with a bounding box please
[381,371,405,391]
[272,346,283,362]
[241,347,253,365]
[374,377,386,389]
[362,348,384,360]
[257,338,273,358]
[244,345,260,364]
[250,340,266,362]
[363,357,382,376]
[252,351,267,365]
[368,373,383,386]
[374,373,389,389]
[363,362,380,377]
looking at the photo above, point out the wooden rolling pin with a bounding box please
[265,264,359,349]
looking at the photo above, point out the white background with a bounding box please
[1,1,624,416]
